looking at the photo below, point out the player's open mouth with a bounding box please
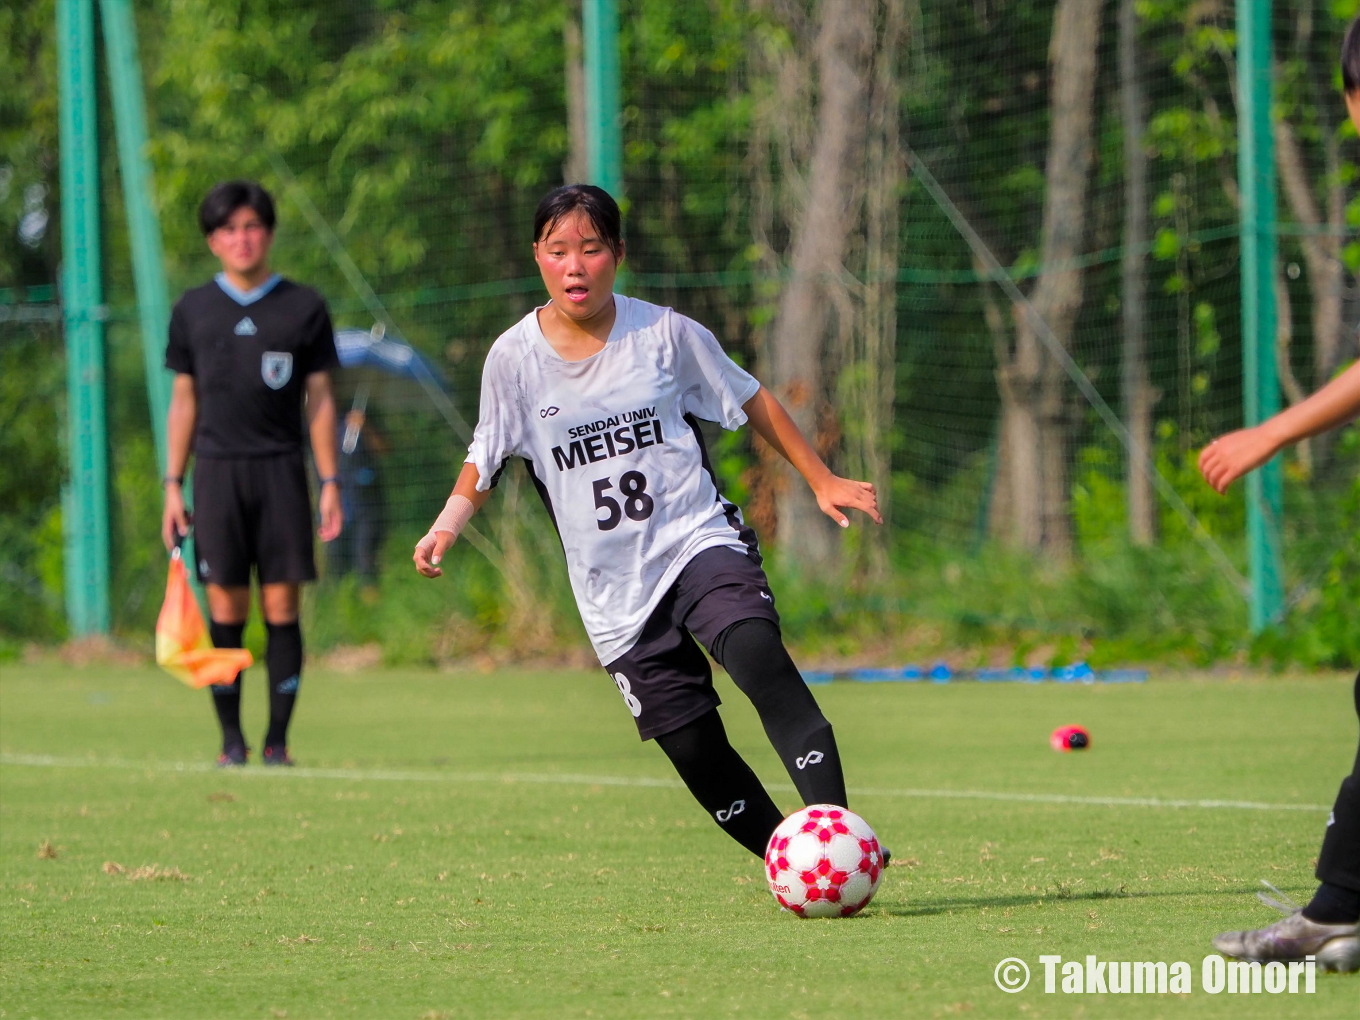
[565,285,590,303]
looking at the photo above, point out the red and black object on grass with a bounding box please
[1050,725,1090,752]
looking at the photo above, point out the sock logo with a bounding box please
[759,591,772,601]
[796,750,824,770]
[276,674,300,695]
[715,799,745,823]
[612,672,642,717]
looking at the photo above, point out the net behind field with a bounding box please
[3,0,1356,662]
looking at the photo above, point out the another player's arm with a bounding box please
[742,385,882,527]
[161,373,198,551]
[1199,361,1360,494]
[413,462,493,578]
[305,371,344,542]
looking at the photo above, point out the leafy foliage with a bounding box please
[0,0,1354,664]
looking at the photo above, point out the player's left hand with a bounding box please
[813,475,882,528]
[318,481,344,541]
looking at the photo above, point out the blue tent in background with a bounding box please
[332,326,470,442]
[334,327,445,384]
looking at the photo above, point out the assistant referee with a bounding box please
[160,180,343,767]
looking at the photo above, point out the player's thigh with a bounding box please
[605,608,722,743]
[191,458,254,587]
[676,546,781,658]
[254,454,317,585]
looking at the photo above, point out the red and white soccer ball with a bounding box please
[764,804,884,918]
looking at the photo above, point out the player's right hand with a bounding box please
[1197,425,1281,494]
[161,485,191,552]
[413,530,456,578]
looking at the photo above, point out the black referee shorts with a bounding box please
[192,453,316,587]
[604,545,781,741]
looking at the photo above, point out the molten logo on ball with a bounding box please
[764,805,883,918]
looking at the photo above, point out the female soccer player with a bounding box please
[414,184,881,859]
[1197,20,1360,973]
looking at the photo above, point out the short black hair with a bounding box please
[533,184,622,256]
[1345,18,1360,94]
[198,180,276,235]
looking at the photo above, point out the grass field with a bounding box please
[1,660,1357,1019]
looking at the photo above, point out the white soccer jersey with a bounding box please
[466,295,762,664]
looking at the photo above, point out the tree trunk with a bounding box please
[1274,260,1314,474]
[563,9,588,185]
[993,0,1104,557]
[839,0,905,574]
[769,0,875,573]
[1274,117,1345,390]
[1119,0,1155,545]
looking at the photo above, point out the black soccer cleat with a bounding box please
[881,846,892,869]
[261,745,295,767]
[216,743,249,768]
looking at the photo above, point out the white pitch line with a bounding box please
[0,753,1328,813]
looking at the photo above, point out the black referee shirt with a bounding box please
[165,276,339,458]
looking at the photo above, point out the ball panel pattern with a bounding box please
[763,805,882,919]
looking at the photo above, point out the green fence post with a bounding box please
[58,0,111,636]
[1236,0,1284,632]
[101,0,172,474]
[583,0,623,202]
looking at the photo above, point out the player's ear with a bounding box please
[614,239,625,267]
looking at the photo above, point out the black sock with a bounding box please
[263,621,303,749]
[1303,882,1360,925]
[207,621,246,751]
[713,618,849,808]
[655,709,786,857]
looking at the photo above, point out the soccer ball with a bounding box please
[764,804,884,917]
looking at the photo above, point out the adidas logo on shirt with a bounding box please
[233,316,258,336]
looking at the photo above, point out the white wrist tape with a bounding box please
[427,494,475,544]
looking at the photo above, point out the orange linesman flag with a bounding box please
[155,548,252,688]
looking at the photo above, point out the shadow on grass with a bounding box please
[878,884,1251,917]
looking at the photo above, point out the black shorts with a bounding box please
[604,546,781,741]
[192,453,316,586]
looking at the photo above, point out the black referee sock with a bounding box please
[713,618,849,809]
[1303,883,1360,925]
[207,621,246,751]
[655,709,785,858]
[263,621,303,750]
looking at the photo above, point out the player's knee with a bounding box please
[719,619,821,716]
[656,710,728,771]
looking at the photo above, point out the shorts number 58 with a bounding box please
[593,471,655,531]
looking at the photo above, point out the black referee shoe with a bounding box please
[216,744,248,768]
[262,746,295,767]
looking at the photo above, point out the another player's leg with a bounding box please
[261,582,302,766]
[204,585,251,766]
[655,709,786,857]
[1213,671,1360,972]
[713,617,848,810]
